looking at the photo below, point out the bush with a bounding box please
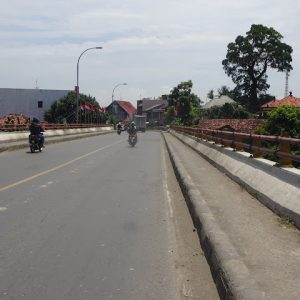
[259,106,300,138]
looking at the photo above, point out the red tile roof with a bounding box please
[116,101,136,114]
[198,119,264,134]
[261,95,300,110]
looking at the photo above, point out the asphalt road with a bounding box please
[0,132,219,300]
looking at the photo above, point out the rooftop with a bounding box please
[202,95,235,109]
[261,93,300,110]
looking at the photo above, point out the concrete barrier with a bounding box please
[0,127,114,152]
[0,127,113,142]
[170,129,300,229]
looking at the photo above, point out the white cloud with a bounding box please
[0,0,299,105]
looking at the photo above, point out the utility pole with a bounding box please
[285,71,289,97]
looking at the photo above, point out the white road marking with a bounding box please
[0,140,123,193]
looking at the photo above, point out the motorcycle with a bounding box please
[29,134,43,153]
[128,133,137,146]
[117,128,122,135]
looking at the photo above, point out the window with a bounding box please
[38,101,43,108]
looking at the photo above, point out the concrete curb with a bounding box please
[169,130,300,230]
[0,129,114,152]
[0,127,113,142]
[162,132,265,300]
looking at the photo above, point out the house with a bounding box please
[136,98,168,125]
[260,92,300,113]
[202,95,236,110]
[0,88,71,120]
[106,100,136,121]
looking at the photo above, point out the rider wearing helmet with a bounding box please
[127,121,137,135]
[29,118,45,147]
[117,121,122,131]
[127,121,137,145]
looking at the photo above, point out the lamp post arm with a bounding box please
[76,46,102,124]
[112,83,127,103]
[77,47,101,87]
[112,84,121,102]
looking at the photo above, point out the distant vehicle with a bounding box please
[133,115,146,132]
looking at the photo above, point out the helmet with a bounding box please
[32,117,39,123]
[131,121,135,127]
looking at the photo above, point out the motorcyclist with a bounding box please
[29,117,45,147]
[117,122,122,132]
[127,121,137,135]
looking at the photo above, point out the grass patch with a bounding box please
[278,216,296,229]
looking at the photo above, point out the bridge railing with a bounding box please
[171,125,300,167]
[0,123,111,132]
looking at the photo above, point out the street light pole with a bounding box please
[76,46,102,124]
[112,83,127,103]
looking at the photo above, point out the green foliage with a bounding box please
[108,114,117,126]
[44,91,77,123]
[168,80,202,125]
[222,24,293,112]
[203,103,251,119]
[164,106,176,124]
[258,106,300,168]
[207,89,214,100]
[190,106,202,124]
[171,117,184,126]
[259,106,300,138]
[217,86,233,98]
[44,91,108,124]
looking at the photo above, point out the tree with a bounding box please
[222,24,293,112]
[207,89,214,100]
[168,80,202,125]
[203,102,250,119]
[44,91,108,124]
[44,91,77,123]
[164,106,176,124]
[217,85,233,98]
[259,106,300,138]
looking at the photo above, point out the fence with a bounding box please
[171,125,300,167]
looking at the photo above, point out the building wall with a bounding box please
[106,102,130,121]
[0,88,71,120]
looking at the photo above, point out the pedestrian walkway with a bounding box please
[163,132,300,300]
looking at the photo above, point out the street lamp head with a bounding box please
[123,83,127,85]
[96,47,103,49]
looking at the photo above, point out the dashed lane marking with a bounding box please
[0,140,123,193]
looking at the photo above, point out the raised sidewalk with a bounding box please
[163,131,300,300]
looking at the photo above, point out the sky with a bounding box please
[1,0,299,107]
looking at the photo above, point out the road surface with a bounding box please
[0,132,219,300]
